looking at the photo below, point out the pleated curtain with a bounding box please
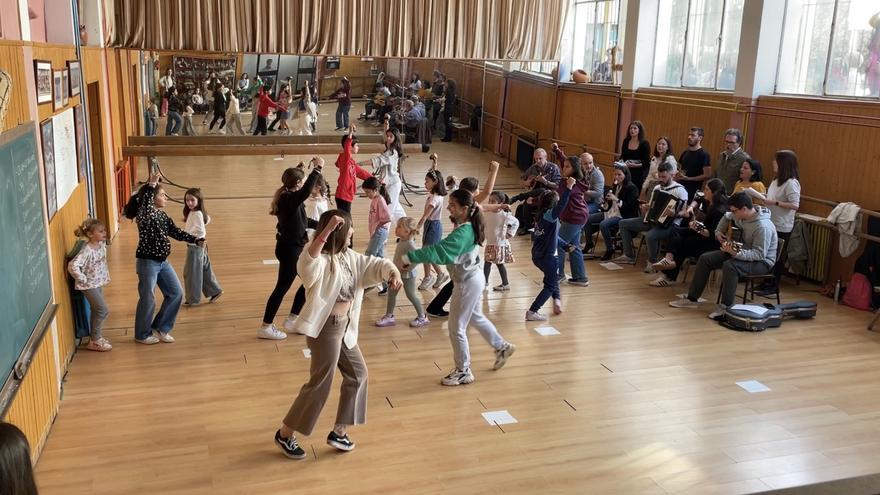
[109,0,568,60]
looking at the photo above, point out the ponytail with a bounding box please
[363,176,391,205]
[450,189,484,246]
[74,218,104,238]
[270,167,304,216]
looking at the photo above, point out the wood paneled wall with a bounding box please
[554,86,620,165]
[0,41,30,132]
[627,90,740,165]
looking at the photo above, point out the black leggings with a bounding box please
[209,112,226,130]
[427,281,454,313]
[336,198,352,213]
[483,261,509,285]
[262,241,307,324]
[254,116,268,135]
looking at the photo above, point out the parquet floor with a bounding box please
[33,106,880,494]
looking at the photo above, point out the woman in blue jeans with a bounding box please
[123,172,203,345]
[554,153,590,286]
[585,164,640,261]
[331,77,352,130]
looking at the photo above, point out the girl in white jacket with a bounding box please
[274,210,401,459]
[482,192,519,291]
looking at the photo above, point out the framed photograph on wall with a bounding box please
[40,118,57,221]
[67,60,81,96]
[34,60,52,104]
[62,69,69,106]
[52,70,63,110]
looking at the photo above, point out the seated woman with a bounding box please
[641,137,677,202]
[733,158,766,205]
[584,163,640,261]
[649,178,728,287]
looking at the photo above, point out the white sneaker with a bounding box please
[136,335,160,345]
[612,255,636,265]
[433,273,450,288]
[648,275,674,287]
[493,284,510,292]
[282,316,299,333]
[644,262,655,274]
[669,298,701,309]
[525,310,548,321]
[418,275,436,290]
[708,305,727,320]
[258,324,288,340]
[441,368,475,386]
[152,330,175,343]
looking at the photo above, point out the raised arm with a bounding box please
[474,161,500,204]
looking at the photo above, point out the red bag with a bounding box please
[842,272,873,311]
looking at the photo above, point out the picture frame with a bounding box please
[34,60,52,104]
[67,60,81,97]
[40,118,57,221]
[62,69,69,106]
[52,70,63,110]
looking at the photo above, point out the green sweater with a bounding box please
[407,223,475,265]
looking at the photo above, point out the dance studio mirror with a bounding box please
[135,51,556,142]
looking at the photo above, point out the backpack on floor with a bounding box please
[719,301,817,332]
[841,272,873,311]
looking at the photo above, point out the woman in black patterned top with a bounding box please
[124,172,203,345]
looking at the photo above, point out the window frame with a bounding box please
[774,0,880,100]
[565,0,624,86]
[651,0,740,91]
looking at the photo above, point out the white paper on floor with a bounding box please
[273,156,285,161]
[481,410,518,425]
[262,259,279,265]
[302,349,311,358]
[534,326,560,336]
[730,304,769,315]
[736,380,771,393]
[599,262,624,270]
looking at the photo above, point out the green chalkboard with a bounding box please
[0,122,52,393]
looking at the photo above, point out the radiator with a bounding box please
[799,215,834,284]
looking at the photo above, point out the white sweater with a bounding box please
[293,243,399,348]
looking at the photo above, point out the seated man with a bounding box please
[669,192,778,319]
[510,148,561,234]
[402,99,425,143]
[614,161,688,268]
[362,82,391,120]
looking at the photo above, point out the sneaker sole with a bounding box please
[327,439,355,452]
[275,439,307,460]
[258,333,288,340]
[441,377,475,386]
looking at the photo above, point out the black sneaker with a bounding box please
[327,431,355,451]
[274,430,306,460]
[426,308,449,318]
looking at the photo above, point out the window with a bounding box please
[777,0,880,98]
[561,0,625,84]
[511,61,558,77]
[652,0,745,89]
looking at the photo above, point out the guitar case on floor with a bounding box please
[719,301,817,332]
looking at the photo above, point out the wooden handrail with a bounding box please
[539,137,619,161]
[802,195,880,220]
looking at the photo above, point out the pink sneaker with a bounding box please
[375,315,396,327]
[409,315,430,328]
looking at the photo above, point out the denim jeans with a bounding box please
[599,215,622,252]
[530,255,560,312]
[135,258,184,340]
[558,221,587,281]
[165,111,182,135]
[365,226,389,258]
[619,218,676,262]
[144,110,155,136]
[336,102,351,129]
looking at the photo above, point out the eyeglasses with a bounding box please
[725,140,738,145]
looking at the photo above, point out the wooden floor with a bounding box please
[34,108,880,494]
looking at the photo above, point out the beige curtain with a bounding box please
[110,0,568,60]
